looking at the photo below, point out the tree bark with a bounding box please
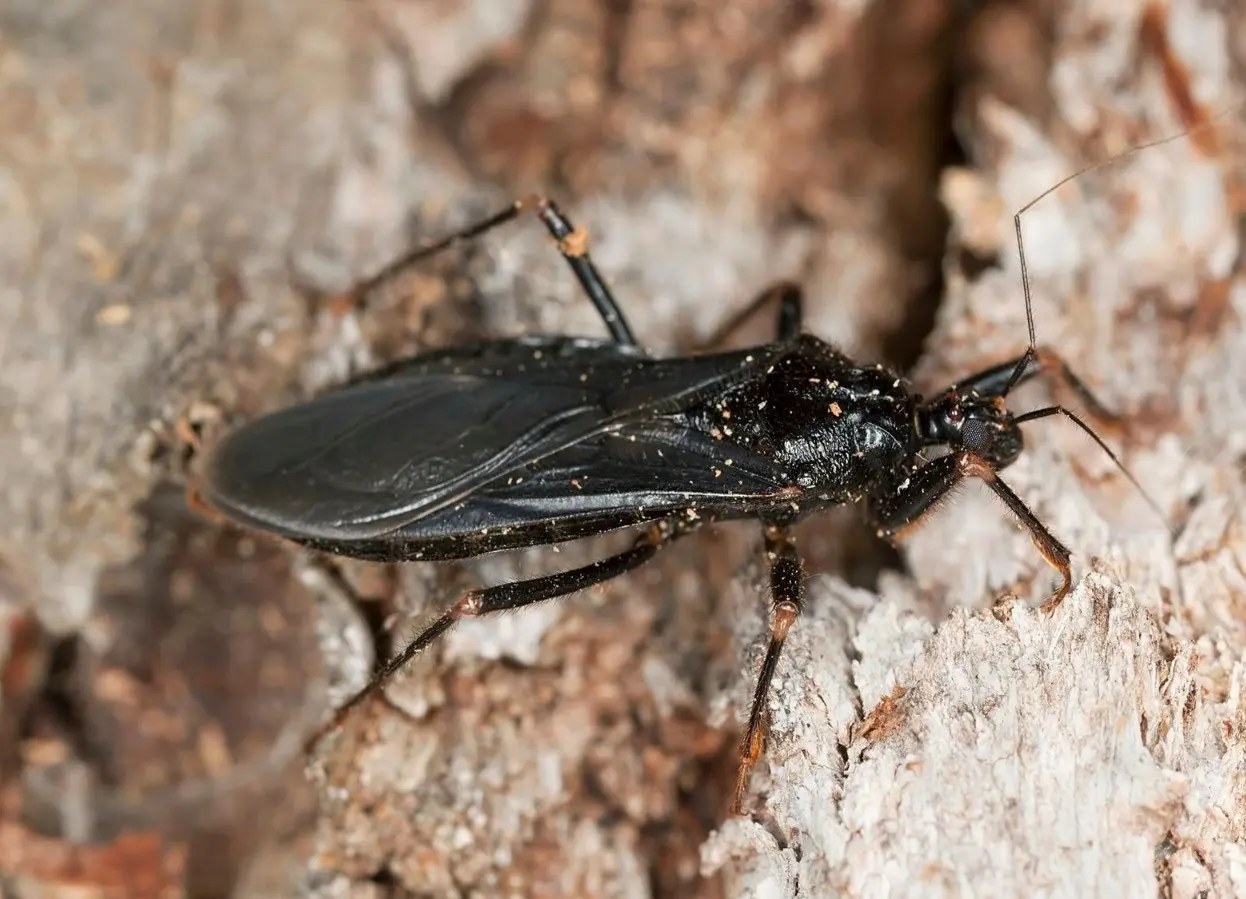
[706,3,1246,897]
[2,1,1243,898]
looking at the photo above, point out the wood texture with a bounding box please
[707,3,1246,896]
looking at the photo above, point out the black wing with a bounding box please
[201,337,789,542]
[368,416,799,559]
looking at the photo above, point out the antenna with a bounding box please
[997,105,1237,528]
[1000,104,1238,398]
[1012,406,1173,534]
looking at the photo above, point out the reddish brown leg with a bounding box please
[1033,347,1124,434]
[963,346,1124,433]
[185,484,230,526]
[869,452,1073,611]
[732,523,804,814]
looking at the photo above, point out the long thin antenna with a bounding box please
[1013,405,1172,535]
[1000,103,1238,398]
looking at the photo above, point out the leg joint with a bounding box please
[772,600,800,640]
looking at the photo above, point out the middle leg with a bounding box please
[733,522,805,814]
[699,281,804,352]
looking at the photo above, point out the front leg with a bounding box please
[955,347,1122,430]
[868,453,1073,611]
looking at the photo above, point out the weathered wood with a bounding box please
[706,3,1246,896]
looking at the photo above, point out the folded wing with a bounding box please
[202,337,787,541]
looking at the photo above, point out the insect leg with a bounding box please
[530,198,637,346]
[949,352,1167,524]
[699,281,805,351]
[772,283,804,342]
[331,202,527,311]
[954,349,1122,429]
[869,453,1072,611]
[310,518,692,744]
[185,484,230,526]
[332,196,638,346]
[732,523,804,814]
[1029,348,1122,428]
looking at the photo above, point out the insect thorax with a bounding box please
[685,339,917,497]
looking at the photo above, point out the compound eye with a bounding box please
[961,417,993,453]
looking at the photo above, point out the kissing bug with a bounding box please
[195,190,1151,813]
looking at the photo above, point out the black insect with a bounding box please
[196,194,1146,812]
